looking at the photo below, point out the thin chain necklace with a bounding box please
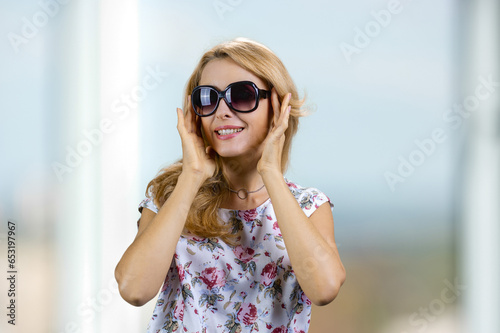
[228,184,266,200]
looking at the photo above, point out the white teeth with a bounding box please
[217,128,242,135]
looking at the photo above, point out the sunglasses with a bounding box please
[191,81,271,117]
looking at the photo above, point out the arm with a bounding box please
[260,171,346,306]
[115,173,205,306]
[115,106,215,306]
[257,91,345,306]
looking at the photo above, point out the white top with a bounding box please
[138,179,333,333]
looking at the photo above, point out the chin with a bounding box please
[219,147,263,162]
[216,150,242,159]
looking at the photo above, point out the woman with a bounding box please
[115,38,346,333]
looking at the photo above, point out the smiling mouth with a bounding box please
[216,128,243,135]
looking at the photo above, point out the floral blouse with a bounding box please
[138,179,333,333]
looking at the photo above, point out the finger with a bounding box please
[184,96,196,133]
[176,107,185,133]
[281,92,292,113]
[276,92,291,126]
[282,104,291,124]
[186,95,204,137]
[184,96,193,133]
[275,105,291,135]
[271,88,281,127]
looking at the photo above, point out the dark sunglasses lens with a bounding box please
[229,83,257,111]
[193,87,218,115]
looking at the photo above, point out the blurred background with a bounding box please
[0,0,499,332]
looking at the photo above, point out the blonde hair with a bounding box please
[146,38,306,243]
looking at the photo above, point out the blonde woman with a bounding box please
[115,38,346,333]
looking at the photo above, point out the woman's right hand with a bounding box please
[176,102,216,183]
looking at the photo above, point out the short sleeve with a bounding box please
[285,179,334,218]
[138,197,159,214]
[299,188,333,218]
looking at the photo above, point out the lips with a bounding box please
[214,125,244,140]
[216,128,243,135]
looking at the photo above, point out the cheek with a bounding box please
[259,109,273,135]
[250,104,273,130]
[251,112,273,144]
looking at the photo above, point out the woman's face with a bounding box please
[198,58,273,161]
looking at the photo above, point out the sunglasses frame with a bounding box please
[191,81,271,117]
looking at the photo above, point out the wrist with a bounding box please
[178,171,207,190]
[259,167,283,182]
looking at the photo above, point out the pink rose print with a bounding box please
[161,274,170,292]
[200,267,226,290]
[260,262,277,286]
[273,221,279,230]
[174,302,184,321]
[272,326,287,333]
[301,292,312,306]
[239,209,258,222]
[237,303,257,326]
[177,264,185,281]
[233,245,255,263]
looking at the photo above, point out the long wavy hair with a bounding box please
[145,38,306,243]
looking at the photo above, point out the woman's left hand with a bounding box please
[257,89,292,175]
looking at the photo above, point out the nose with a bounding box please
[214,97,235,119]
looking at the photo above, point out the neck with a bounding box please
[220,156,268,208]
[222,156,262,189]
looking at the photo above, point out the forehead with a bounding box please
[199,58,266,89]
